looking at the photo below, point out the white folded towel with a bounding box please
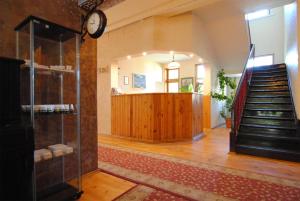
[35,149,53,162]
[48,144,74,157]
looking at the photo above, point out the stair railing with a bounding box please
[230,44,255,151]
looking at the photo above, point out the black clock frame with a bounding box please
[79,0,106,42]
[87,10,107,39]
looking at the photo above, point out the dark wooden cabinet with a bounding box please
[0,57,34,201]
[0,125,34,201]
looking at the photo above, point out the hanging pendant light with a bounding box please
[168,54,180,69]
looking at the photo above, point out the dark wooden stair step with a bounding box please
[247,97,291,104]
[252,73,287,78]
[245,103,293,110]
[252,76,287,81]
[251,78,288,82]
[252,72,287,77]
[239,124,296,135]
[244,110,294,118]
[238,134,300,150]
[251,82,288,87]
[253,69,286,75]
[248,94,290,98]
[253,64,286,71]
[243,115,294,121]
[246,101,291,104]
[250,85,288,90]
[249,91,290,97]
[249,88,288,92]
[238,132,298,140]
[235,144,300,162]
[245,108,293,113]
[242,117,295,127]
[240,123,296,130]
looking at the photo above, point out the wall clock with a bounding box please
[86,10,107,39]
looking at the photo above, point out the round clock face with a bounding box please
[87,10,107,39]
[87,12,100,34]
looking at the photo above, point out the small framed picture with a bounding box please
[133,74,146,88]
[181,77,194,87]
[124,76,129,85]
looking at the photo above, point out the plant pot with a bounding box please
[225,118,231,128]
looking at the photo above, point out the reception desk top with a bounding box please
[111,93,203,143]
[112,92,202,96]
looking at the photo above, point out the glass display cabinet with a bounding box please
[15,16,82,201]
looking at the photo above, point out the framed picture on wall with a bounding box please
[181,77,194,87]
[124,76,129,85]
[133,73,146,88]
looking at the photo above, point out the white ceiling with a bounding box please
[105,0,295,73]
[104,0,294,32]
[144,53,191,64]
[103,0,221,32]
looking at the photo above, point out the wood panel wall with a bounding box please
[112,93,203,142]
[203,95,211,129]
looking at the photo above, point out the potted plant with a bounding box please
[211,69,237,128]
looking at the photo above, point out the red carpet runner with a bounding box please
[98,144,300,201]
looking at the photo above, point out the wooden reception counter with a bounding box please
[111,93,203,142]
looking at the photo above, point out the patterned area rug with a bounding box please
[98,144,300,201]
[114,185,189,201]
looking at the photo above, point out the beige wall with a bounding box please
[153,14,194,53]
[117,57,164,93]
[97,66,112,135]
[250,7,285,64]
[284,1,299,118]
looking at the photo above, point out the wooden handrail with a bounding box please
[230,44,255,151]
[232,45,255,110]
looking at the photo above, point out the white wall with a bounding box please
[284,2,299,118]
[97,12,222,134]
[176,59,212,95]
[195,0,249,74]
[117,57,164,94]
[111,64,119,88]
[250,7,285,64]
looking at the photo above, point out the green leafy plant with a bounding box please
[180,84,194,93]
[197,84,203,94]
[211,69,237,119]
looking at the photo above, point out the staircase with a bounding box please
[235,64,300,162]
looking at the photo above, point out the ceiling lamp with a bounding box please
[168,54,180,69]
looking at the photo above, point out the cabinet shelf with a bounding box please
[22,104,76,114]
[23,111,77,115]
[35,150,74,163]
[21,64,74,74]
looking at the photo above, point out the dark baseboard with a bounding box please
[212,123,226,129]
